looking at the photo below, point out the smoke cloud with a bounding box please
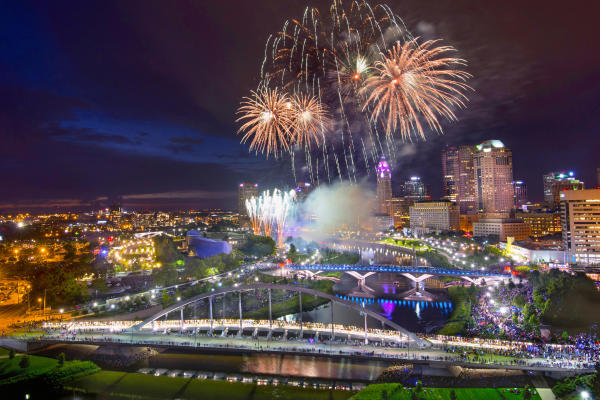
[292,180,374,241]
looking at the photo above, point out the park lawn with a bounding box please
[182,379,256,400]
[253,385,355,400]
[112,373,188,399]
[0,353,57,379]
[0,347,11,356]
[351,385,541,400]
[68,370,127,393]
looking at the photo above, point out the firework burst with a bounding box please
[236,88,294,158]
[362,39,471,139]
[290,93,332,150]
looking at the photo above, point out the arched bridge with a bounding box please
[131,283,430,347]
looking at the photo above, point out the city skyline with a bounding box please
[1,0,599,212]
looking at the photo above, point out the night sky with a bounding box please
[1,0,599,211]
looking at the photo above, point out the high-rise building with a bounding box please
[441,147,459,202]
[543,172,559,204]
[238,183,258,216]
[473,140,513,214]
[561,189,600,265]
[442,145,477,214]
[409,200,459,234]
[376,157,392,215]
[512,181,528,209]
[403,176,430,202]
[515,210,561,237]
[543,171,584,207]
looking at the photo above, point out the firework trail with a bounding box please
[273,189,296,247]
[245,197,262,235]
[237,0,471,182]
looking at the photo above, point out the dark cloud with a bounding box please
[76,133,135,145]
[168,137,205,145]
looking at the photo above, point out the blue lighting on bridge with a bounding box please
[335,294,452,314]
[290,263,506,278]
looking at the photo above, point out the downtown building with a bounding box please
[441,145,477,214]
[473,140,514,215]
[543,171,584,207]
[409,200,459,235]
[237,183,258,216]
[376,156,393,215]
[561,189,600,266]
[512,180,528,209]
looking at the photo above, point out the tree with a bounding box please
[561,331,569,342]
[450,389,457,400]
[415,381,424,395]
[58,352,65,367]
[288,244,298,262]
[523,384,532,400]
[9,349,15,359]
[527,314,540,332]
[19,355,30,369]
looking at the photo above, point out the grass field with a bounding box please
[351,384,541,400]
[70,371,357,400]
[0,353,57,379]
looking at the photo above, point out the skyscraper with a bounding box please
[441,146,459,202]
[512,181,528,209]
[376,156,392,215]
[238,183,258,216]
[473,140,513,214]
[442,145,476,214]
[543,171,584,207]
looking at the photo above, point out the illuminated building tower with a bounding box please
[473,140,513,215]
[512,181,528,209]
[376,157,392,215]
[561,189,600,265]
[442,145,476,214]
[238,183,258,216]
[543,171,584,207]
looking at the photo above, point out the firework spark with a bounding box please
[245,197,262,235]
[362,39,471,139]
[273,189,296,247]
[236,88,294,158]
[290,93,332,149]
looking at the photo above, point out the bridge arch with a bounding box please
[132,283,430,347]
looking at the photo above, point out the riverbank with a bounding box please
[437,286,477,336]
[67,370,357,400]
[351,384,541,400]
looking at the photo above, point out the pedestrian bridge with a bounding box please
[130,283,430,347]
[287,264,508,279]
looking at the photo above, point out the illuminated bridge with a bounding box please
[287,264,508,278]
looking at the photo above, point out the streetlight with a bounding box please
[581,391,590,399]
